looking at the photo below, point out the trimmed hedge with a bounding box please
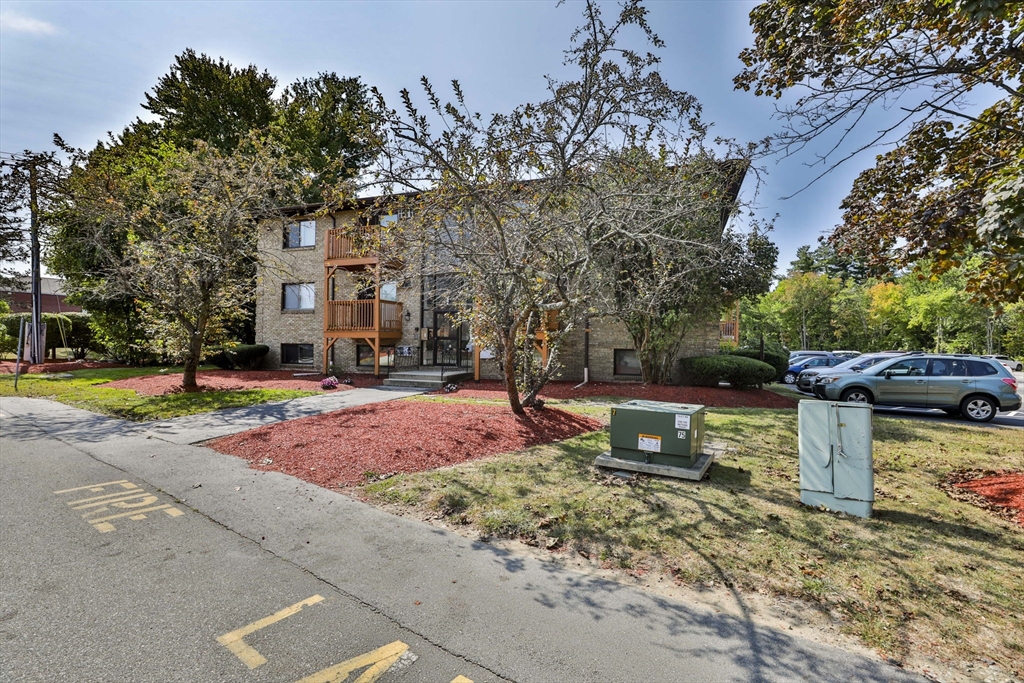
[206,344,269,371]
[728,348,789,382]
[678,355,777,390]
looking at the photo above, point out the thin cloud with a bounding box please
[0,12,58,35]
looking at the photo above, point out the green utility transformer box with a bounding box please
[609,400,706,468]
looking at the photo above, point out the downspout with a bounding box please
[574,315,590,389]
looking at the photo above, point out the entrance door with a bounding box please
[433,311,463,367]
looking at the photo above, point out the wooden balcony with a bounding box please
[325,299,403,339]
[325,227,381,268]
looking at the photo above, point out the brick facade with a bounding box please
[256,209,723,381]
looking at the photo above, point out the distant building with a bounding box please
[0,276,83,314]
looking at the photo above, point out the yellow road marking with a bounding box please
[54,480,129,494]
[67,486,141,505]
[89,504,171,524]
[217,595,325,669]
[72,493,156,510]
[294,640,408,683]
[164,508,185,517]
[94,523,116,533]
[129,514,147,520]
[451,677,474,683]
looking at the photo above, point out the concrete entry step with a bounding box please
[382,369,473,389]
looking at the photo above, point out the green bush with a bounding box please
[61,313,95,359]
[678,355,776,390]
[206,344,269,370]
[728,348,789,382]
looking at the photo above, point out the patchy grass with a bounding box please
[361,405,1024,671]
[0,367,316,421]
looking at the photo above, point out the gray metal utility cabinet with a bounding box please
[798,400,874,518]
[594,400,713,480]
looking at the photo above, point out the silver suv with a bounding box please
[813,354,1021,422]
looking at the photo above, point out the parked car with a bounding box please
[797,351,908,392]
[813,354,1020,422]
[783,355,844,385]
[789,350,831,362]
[831,350,862,359]
[981,355,1023,372]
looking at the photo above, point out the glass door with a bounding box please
[433,311,462,367]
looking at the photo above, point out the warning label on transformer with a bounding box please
[638,434,662,452]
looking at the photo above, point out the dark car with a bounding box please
[796,352,907,392]
[782,355,844,385]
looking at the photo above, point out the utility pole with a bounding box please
[28,159,43,364]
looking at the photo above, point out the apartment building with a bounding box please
[255,201,722,382]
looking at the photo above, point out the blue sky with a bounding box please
[1,0,891,274]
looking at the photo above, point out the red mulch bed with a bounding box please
[951,471,1024,527]
[98,370,381,396]
[208,401,604,488]
[0,359,125,374]
[443,379,797,409]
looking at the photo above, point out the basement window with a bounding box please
[281,343,314,365]
[613,349,642,376]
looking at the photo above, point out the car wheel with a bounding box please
[840,388,873,404]
[783,372,797,384]
[960,395,997,423]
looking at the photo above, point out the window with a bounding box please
[282,283,315,310]
[883,358,928,376]
[929,359,968,377]
[284,220,316,248]
[380,281,397,302]
[614,349,642,376]
[281,343,313,365]
[966,359,999,376]
[357,344,376,367]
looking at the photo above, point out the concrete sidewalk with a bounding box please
[142,385,425,444]
[0,397,925,682]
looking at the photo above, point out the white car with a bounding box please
[983,355,1024,372]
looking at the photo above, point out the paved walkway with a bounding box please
[142,385,425,444]
[0,396,924,682]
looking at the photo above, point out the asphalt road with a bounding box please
[1,397,926,683]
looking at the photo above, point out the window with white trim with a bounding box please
[284,220,316,248]
[282,283,315,310]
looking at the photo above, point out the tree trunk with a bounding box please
[502,341,525,415]
[182,330,204,390]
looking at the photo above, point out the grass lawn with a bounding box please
[0,367,317,421]
[363,398,1024,672]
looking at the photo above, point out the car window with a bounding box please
[827,358,843,366]
[806,358,829,367]
[966,359,1000,377]
[884,358,928,376]
[928,359,969,377]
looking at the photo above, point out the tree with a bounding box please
[365,0,770,412]
[56,139,300,388]
[588,151,776,383]
[736,0,1024,300]
[143,49,277,154]
[276,73,376,201]
[50,54,376,359]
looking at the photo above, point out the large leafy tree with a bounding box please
[736,0,1023,300]
[367,0,771,412]
[56,138,300,388]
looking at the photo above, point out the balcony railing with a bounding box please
[325,227,383,261]
[326,299,403,334]
[720,320,737,340]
